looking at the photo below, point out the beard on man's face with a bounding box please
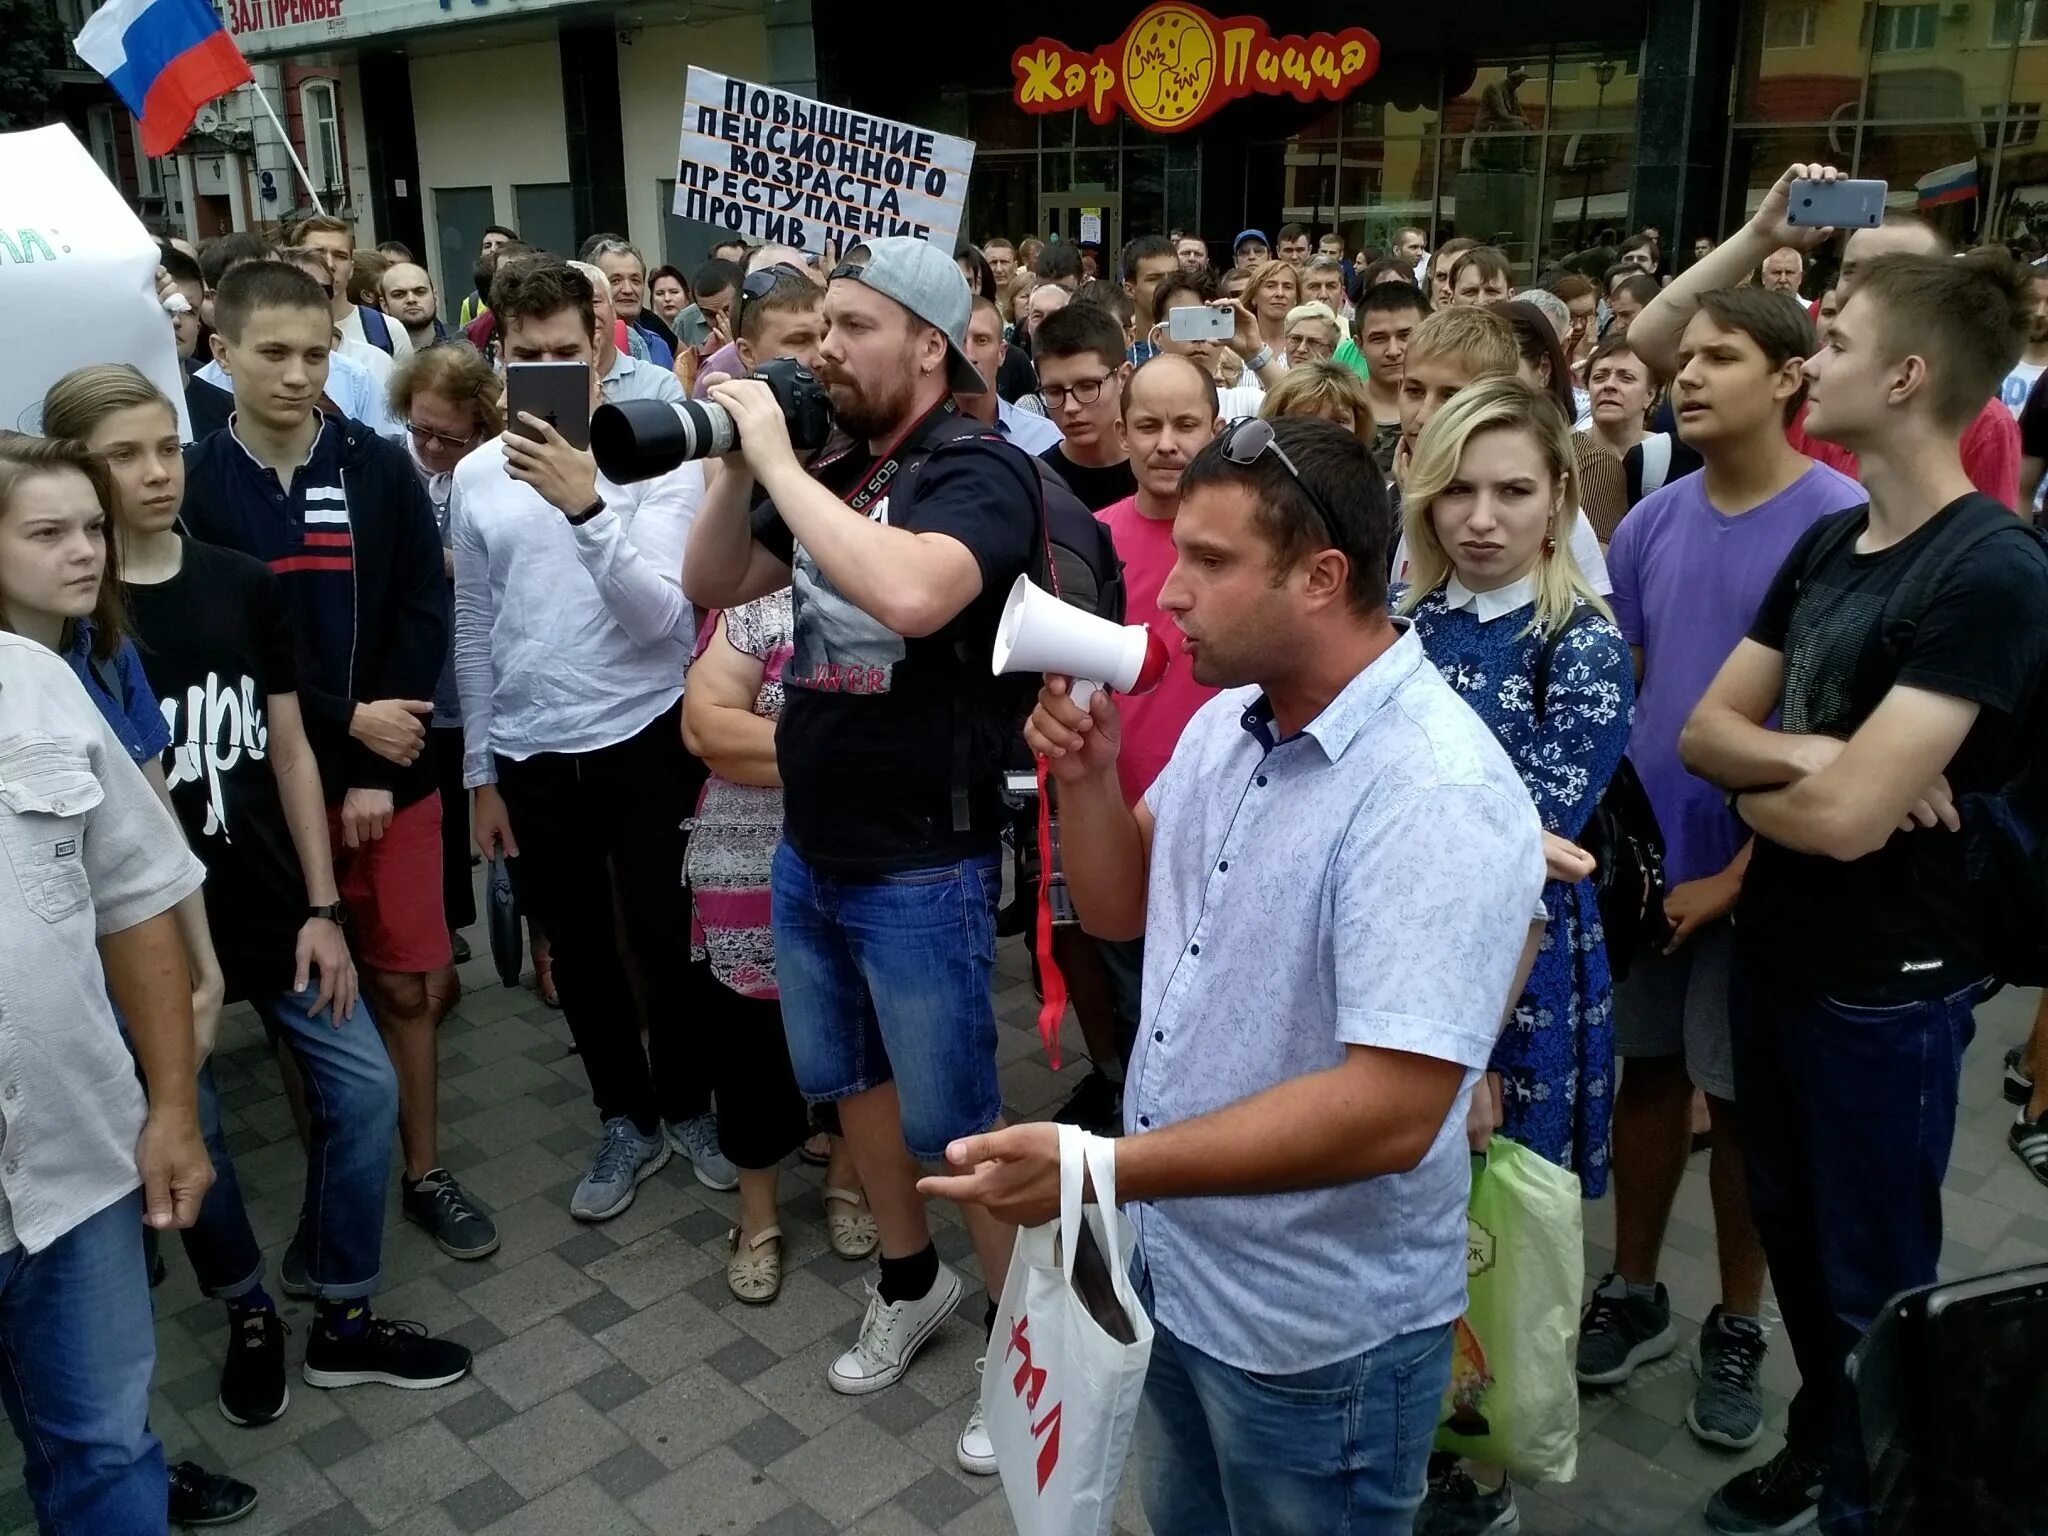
[824,348,919,440]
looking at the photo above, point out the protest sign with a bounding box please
[0,124,192,440]
[674,68,975,255]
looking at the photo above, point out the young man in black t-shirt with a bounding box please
[1033,303,1139,511]
[683,238,1040,1478]
[54,370,473,1432]
[1682,248,2048,1535]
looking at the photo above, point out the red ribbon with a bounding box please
[1032,752,1066,1069]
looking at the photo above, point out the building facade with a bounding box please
[39,0,2048,313]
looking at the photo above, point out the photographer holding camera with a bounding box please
[449,258,741,1221]
[683,237,1041,1475]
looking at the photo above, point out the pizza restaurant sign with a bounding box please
[1011,2,1380,132]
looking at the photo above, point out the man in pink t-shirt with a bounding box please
[1050,353,1226,1136]
[1098,354,1229,805]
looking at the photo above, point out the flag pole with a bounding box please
[250,83,327,218]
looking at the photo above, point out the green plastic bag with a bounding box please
[1436,1136,1585,1483]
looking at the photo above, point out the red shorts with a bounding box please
[328,792,452,975]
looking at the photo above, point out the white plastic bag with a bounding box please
[982,1124,1154,1536]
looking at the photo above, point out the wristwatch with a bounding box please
[307,902,349,926]
[566,496,607,526]
[1243,344,1275,372]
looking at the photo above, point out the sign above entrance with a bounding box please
[1011,2,1380,133]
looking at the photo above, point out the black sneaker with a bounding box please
[1052,1069,1124,1136]
[451,932,472,964]
[1417,1454,1520,1534]
[1705,1445,1825,1534]
[1575,1271,1678,1386]
[1688,1307,1767,1449]
[2011,1105,2048,1189]
[2007,1045,2035,1107]
[403,1168,500,1259]
[167,1461,257,1527]
[217,1309,289,1426]
[302,1315,472,1392]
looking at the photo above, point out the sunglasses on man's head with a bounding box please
[737,263,812,337]
[1219,416,1340,536]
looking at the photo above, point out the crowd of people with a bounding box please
[2,155,2045,1536]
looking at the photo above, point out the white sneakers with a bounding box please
[828,1263,963,1396]
[825,1263,997,1477]
[956,1358,997,1475]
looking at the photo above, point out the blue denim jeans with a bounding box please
[0,1191,165,1534]
[180,984,397,1302]
[1134,1264,1453,1535]
[1730,964,1986,1535]
[769,842,1004,1162]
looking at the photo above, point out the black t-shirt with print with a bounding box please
[127,539,309,1001]
[752,414,1039,876]
[1737,498,2048,1002]
[1039,444,1137,513]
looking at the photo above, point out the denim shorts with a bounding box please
[769,841,1005,1161]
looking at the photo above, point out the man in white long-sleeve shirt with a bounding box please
[450,258,734,1221]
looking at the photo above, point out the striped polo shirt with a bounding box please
[216,417,360,699]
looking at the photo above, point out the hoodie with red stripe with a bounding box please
[182,416,447,807]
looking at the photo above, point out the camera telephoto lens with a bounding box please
[590,398,736,483]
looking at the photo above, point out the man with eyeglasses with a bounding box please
[1033,303,1139,511]
[684,237,1043,1478]
[928,415,1546,1536]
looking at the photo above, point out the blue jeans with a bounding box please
[180,984,397,1301]
[1135,1264,1452,1535]
[0,1191,165,1534]
[1730,965,1985,1535]
[770,842,1004,1162]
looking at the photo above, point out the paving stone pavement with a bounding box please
[4,932,2044,1535]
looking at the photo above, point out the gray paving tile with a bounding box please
[706,1333,781,1385]
[769,1411,935,1526]
[471,1316,612,1411]
[593,1290,742,1384]
[325,1419,491,1530]
[573,1362,649,1413]
[624,1444,794,1531]
[720,1268,867,1356]
[610,1363,769,1469]
[471,1389,631,1499]
[472,1474,648,1536]
[584,1227,718,1309]
[441,1473,524,1534]
[753,1506,836,1536]
[675,1205,734,1246]
[562,1287,634,1338]
[893,1468,982,1531]
[741,1336,870,1436]
[295,1416,374,1470]
[861,1381,941,1437]
[586,1443,669,1505]
[434,1386,517,1442]
[725,1409,810,1469]
[552,1230,620,1273]
[462,1252,600,1337]
[440,1316,508,1357]
[282,1506,374,1536]
[847,1507,941,1536]
[335,1374,481,1440]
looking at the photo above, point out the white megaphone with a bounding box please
[990,574,1171,708]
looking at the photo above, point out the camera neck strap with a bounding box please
[816,398,961,517]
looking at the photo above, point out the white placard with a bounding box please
[1079,210,1102,244]
[1,125,191,440]
[674,67,975,255]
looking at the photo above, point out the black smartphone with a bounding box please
[504,361,592,450]
[1912,1266,2048,1533]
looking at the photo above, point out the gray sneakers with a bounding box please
[666,1112,739,1191]
[571,1118,671,1221]
[1418,1457,1520,1534]
[1575,1272,1679,1386]
[1688,1306,1768,1449]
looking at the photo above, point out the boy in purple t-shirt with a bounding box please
[1579,289,1864,1451]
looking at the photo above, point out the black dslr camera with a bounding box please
[589,357,834,483]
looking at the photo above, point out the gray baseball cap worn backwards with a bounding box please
[833,236,986,394]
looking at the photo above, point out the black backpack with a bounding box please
[1792,495,2048,987]
[1533,604,1668,983]
[886,416,1125,833]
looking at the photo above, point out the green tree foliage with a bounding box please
[0,0,70,132]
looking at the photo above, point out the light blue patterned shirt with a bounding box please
[1127,623,1545,1374]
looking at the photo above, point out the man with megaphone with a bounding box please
[925,416,1551,1536]
[683,236,1045,1478]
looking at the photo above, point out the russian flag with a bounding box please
[74,0,253,159]
[1915,160,1979,210]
